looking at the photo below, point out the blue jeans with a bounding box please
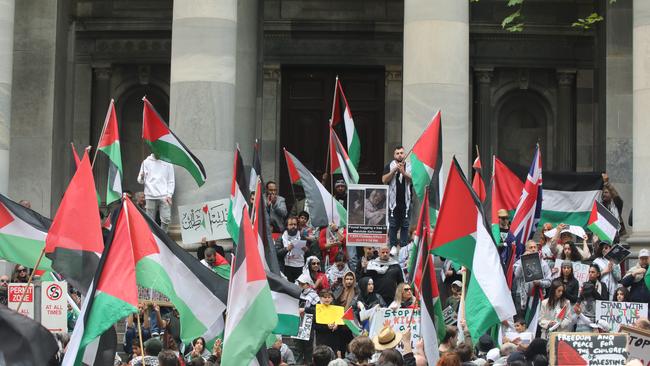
[388,209,409,248]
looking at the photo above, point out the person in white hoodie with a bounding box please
[138,154,175,232]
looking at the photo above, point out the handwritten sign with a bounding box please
[41,281,67,333]
[549,332,628,366]
[8,283,34,319]
[596,301,648,332]
[442,305,457,325]
[291,314,314,341]
[315,304,344,325]
[369,308,421,351]
[178,199,230,243]
[552,259,590,286]
[619,325,650,366]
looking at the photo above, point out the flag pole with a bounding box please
[459,266,467,334]
[324,75,339,178]
[16,248,46,312]
[136,305,147,366]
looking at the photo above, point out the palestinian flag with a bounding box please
[410,111,443,224]
[226,146,250,245]
[62,198,139,366]
[0,194,52,272]
[330,77,360,169]
[209,252,231,280]
[125,198,229,344]
[249,139,262,194]
[490,157,524,244]
[284,149,347,228]
[472,154,486,202]
[329,126,359,185]
[267,271,302,336]
[142,96,206,186]
[587,200,620,244]
[342,307,362,336]
[97,99,123,205]
[411,189,444,366]
[500,159,604,227]
[253,179,281,274]
[431,158,516,342]
[222,207,277,365]
[45,151,103,294]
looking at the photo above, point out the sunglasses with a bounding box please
[0,279,8,283]
[18,268,27,272]
[311,262,320,266]
[499,216,509,220]
[403,287,412,291]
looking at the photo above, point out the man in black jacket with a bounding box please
[364,247,404,304]
[620,249,649,305]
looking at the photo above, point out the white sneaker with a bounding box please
[390,246,398,257]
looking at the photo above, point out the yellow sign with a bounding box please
[315,304,345,325]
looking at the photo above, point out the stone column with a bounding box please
[91,65,112,203]
[628,0,650,252]
[385,65,402,162]
[474,67,493,174]
[402,0,469,170]
[261,64,281,182]
[556,70,576,171]
[0,0,14,195]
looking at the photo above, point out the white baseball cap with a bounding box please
[639,248,649,258]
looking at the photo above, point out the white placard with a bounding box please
[369,307,421,351]
[8,283,35,319]
[552,259,590,287]
[544,225,586,239]
[178,198,230,244]
[41,281,68,333]
[596,300,649,332]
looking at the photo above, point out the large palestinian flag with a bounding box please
[124,198,229,344]
[412,189,444,366]
[45,151,103,294]
[142,96,206,186]
[329,126,359,185]
[222,207,277,365]
[431,158,516,342]
[410,111,443,225]
[267,271,301,336]
[97,99,123,205]
[0,194,52,272]
[330,77,360,169]
[62,198,139,366]
[226,146,250,245]
[284,149,347,228]
[587,200,620,244]
[489,157,524,244]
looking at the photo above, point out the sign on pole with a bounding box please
[178,198,230,244]
[596,300,648,332]
[346,184,389,246]
[41,281,68,333]
[8,283,34,319]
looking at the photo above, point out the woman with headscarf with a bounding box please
[303,255,330,292]
[334,271,359,310]
[356,277,386,310]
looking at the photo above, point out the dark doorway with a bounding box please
[280,67,385,207]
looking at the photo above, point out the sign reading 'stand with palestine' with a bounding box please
[596,301,648,332]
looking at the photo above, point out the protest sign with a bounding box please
[544,225,586,239]
[549,332,628,366]
[442,305,457,325]
[369,307,421,351]
[619,325,650,366]
[41,281,67,333]
[347,184,388,246]
[552,259,589,286]
[8,283,34,319]
[138,286,172,307]
[604,244,631,265]
[596,301,648,331]
[315,304,344,325]
[521,253,543,282]
[291,314,314,341]
[178,198,230,244]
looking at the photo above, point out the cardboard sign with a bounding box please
[521,253,544,282]
[604,244,630,265]
[178,198,230,243]
[346,185,389,247]
[552,259,590,286]
[596,301,648,332]
[442,305,457,325]
[549,332,628,366]
[41,281,68,333]
[291,314,314,341]
[369,307,421,351]
[315,304,344,325]
[8,283,34,319]
[619,325,650,366]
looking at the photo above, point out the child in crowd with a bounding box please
[445,280,462,313]
[310,289,346,358]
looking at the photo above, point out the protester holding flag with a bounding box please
[538,280,572,339]
[592,242,621,300]
[600,173,626,239]
[382,146,412,255]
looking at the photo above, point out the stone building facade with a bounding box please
[0,0,648,253]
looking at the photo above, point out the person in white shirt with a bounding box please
[138,154,175,233]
